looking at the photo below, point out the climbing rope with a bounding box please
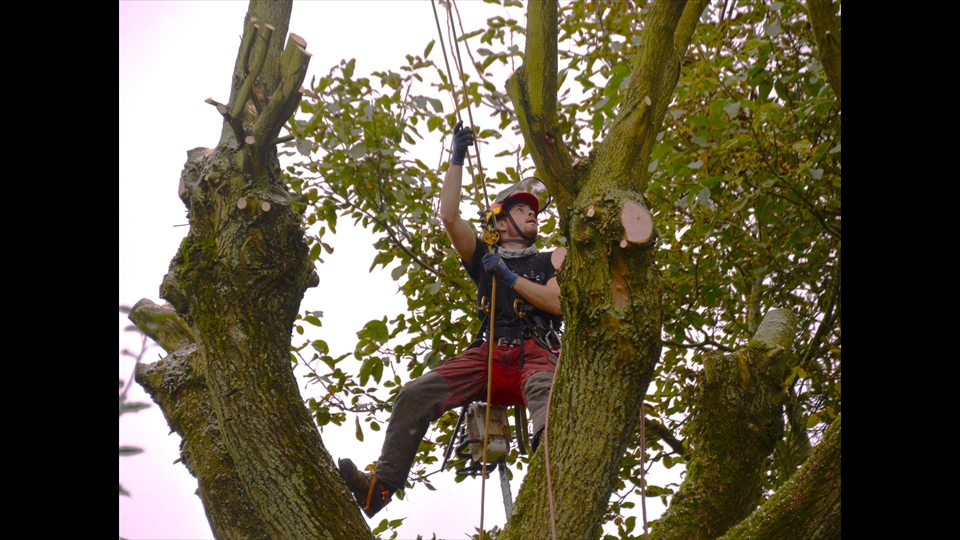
[543,355,560,540]
[430,1,498,537]
[429,0,490,211]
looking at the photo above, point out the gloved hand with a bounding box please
[482,252,518,288]
[450,120,474,166]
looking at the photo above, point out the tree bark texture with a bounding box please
[719,415,841,540]
[503,1,706,538]
[650,309,796,540]
[806,0,841,103]
[133,299,271,539]
[135,1,373,538]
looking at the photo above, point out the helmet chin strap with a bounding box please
[502,211,536,246]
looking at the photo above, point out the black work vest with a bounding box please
[463,237,563,337]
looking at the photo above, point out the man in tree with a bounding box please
[339,121,566,517]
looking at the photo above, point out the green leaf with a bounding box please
[805,413,821,428]
[644,485,674,496]
[296,138,312,156]
[360,319,389,343]
[763,20,781,38]
[371,358,384,384]
[426,97,443,113]
[119,446,144,456]
[723,101,740,119]
[349,142,367,159]
[697,187,712,208]
[355,416,364,441]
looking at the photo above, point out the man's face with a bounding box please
[498,202,539,240]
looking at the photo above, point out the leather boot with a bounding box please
[338,458,394,518]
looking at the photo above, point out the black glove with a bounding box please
[482,252,518,288]
[450,120,474,166]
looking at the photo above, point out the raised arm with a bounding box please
[439,122,477,263]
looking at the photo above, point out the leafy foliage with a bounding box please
[280,0,839,534]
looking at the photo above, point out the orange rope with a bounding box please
[430,1,497,537]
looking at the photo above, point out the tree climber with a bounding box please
[338,121,566,518]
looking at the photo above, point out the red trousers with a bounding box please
[375,339,556,490]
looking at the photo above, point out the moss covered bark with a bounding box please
[720,416,841,540]
[503,1,703,538]
[134,2,373,538]
[807,0,841,103]
[133,299,270,539]
[650,310,796,540]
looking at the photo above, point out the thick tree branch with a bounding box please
[806,0,841,104]
[129,298,193,352]
[131,299,271,539]
[505,0,576,210]
[145,2,372,538]
[232,22,274,119]
[720,416,841,540]
[651,309,797,540]
[253,33,310,147]
[591,0,689,195]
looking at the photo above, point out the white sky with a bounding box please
[119,2,671,538]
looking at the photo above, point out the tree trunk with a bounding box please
[133,1,373,538]
[503,1,706,538]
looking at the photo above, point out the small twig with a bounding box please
[272,134,295,146]
[663,338,735,353]
[643,416,686,457]
[120,333,151,402]
[206,97,247,148]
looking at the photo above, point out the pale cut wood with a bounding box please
[621,200,653,244]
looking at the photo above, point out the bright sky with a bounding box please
[119,2,671,538]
